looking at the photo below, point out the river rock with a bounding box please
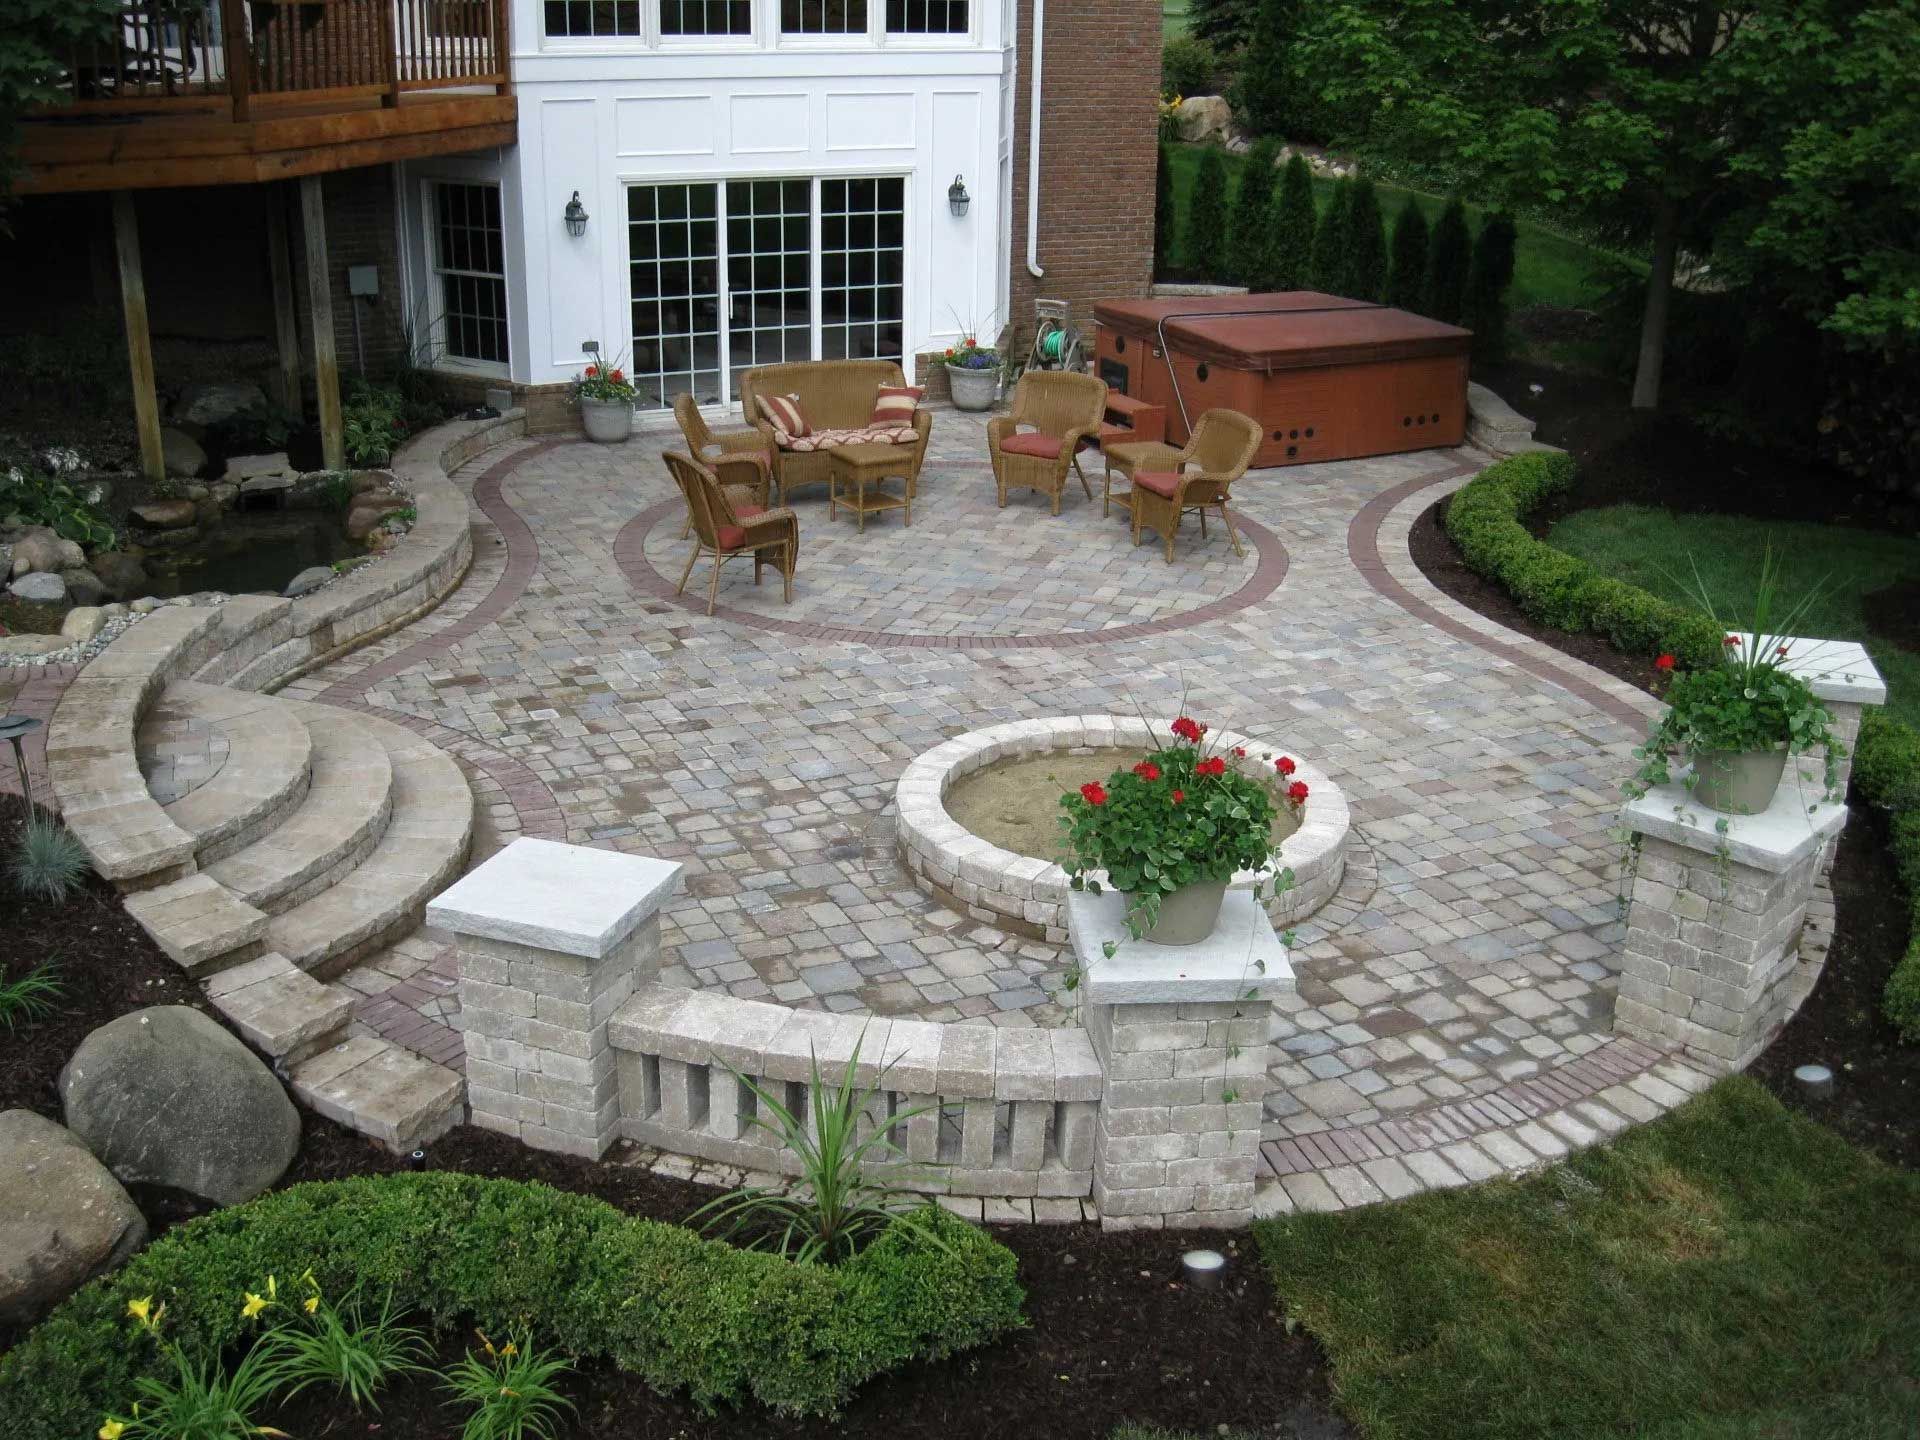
[91,551,149,600]
[9,531,67,577]
[1176,95,1233,145]
[60,1006,300,1207]
[130,498,198,530]
[59,568,106,607]
[61,606,106,644]
[0,1110,147,1324]
[161,427,206,478]
[130,596,163,614]
[173,380,266,429]
[8,571,66,604]
[283,565,334,598]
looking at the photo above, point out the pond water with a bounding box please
[143,509,358,598]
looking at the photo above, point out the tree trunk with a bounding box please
[1632,190,1680,411]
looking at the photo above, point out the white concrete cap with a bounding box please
[1730,633,1887,706]
[427,837,683,958]
[1071,888,1295,1004]
[1620,775,1847,874]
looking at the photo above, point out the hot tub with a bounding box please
[1092,292,1471,468]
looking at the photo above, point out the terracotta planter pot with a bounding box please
[580,398,634,443]
[1138,879,1229,946]
[1691,745,1789,815]
[947,364,999,412]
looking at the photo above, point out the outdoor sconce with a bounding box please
[947,174,970,218]
[563,191,589,238]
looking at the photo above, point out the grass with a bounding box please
[1163,142,1618,313]
[1256,1077,1920,1440]
[1547,506,1920,730]
[1161,0,1189,40]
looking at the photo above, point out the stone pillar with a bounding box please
[427,837,682,1158]
[1616,782,1845,1071]
[1070,889,1293,1231]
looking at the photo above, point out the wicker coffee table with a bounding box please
[827,442,914,533]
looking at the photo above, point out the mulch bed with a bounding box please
[1406,422,1919,1168]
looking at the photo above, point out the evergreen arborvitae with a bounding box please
[1309,176,1352,294]
[1385,197,1431,313]
[1188,0,1255,52]
[1227,140,1280,285]
[1262,153,1316,291]
[1236,0,1301,137]
[1339,175,1387,303]
[1426,195,1472,325]
[1186,147,1230,282]
[1153,140,1174,279]
[1466,212,1519,361]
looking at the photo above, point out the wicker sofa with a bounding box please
[738,359,933,502]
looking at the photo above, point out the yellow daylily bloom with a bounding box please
[241,1292,268,1320]
[126,1297,151,1324]
[500,1342,518,1359]
[98,1420,126,1440]
[266,1275,277,1300]
[303,1296,319,1315]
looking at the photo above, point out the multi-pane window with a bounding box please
[628,183,722,408]
[885,0,967,32]
[725,180,812,396]
[820,177,905,364]
[432,182,509,366]
[659,0,752,36]
[781,0,866,34]
[543,1,643,37]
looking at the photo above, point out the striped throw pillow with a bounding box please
[759,392,811,439]
[868,384,923,428]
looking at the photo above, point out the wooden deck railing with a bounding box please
[48,0,508,121]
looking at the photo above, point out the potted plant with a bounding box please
[945,334,1002,412]
[572,356,636,443]
[1631,553,1844,815]
[1057,715,1309,945]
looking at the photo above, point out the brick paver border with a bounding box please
[0,661,81,807]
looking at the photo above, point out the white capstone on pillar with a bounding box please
[1731,634,1887,802]
[427,838,683,1158]
[1616,780,1846,1070]
[1070,889,1294,1231]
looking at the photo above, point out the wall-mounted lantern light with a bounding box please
[564,191,589,238]
[947,174,970,218]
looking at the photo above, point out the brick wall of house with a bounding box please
[290,167,410,382]
[1006,0,1160,353]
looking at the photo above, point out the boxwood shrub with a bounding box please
[1854,711,1920,1041]
[0,1172,1025,1439]
[1441,450,1725,668]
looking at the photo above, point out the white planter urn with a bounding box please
[579,398,633,443]
[947,364,999,412]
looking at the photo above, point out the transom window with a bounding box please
[660,0,752,36]
[886,0,967,33]
[782,0,865,35]
[543,1,642,37]
[431,182,509,367]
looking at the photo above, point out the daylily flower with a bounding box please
[126,1297,152,1324]
[304,1296,320,1315]
[98,1420,125,1440]
[242,1292,268,1320]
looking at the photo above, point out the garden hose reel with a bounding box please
[1027,299,1086,373]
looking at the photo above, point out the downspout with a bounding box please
[1025,0,1045,278]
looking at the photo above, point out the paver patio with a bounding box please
[277,410,1676,1155]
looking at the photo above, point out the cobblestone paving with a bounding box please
[303,412,1649,1143]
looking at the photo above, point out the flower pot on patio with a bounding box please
[947,363,999,412]
[579,398,634,444]
[1137,878,1228,945]
[1690,745,1789,815]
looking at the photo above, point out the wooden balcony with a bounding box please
[19,0,516,194]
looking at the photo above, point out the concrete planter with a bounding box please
[947,364,999,412]
[1138,878,1227,945]
[579,398,634,444]
[1691,745,1789,815]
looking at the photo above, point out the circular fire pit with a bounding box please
[895,716,1350,943]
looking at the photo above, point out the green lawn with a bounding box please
[1162,0,1190,40]
[1163,142,1618,313]
[1548,506,1920,730]
[1256,1078,1920,1440]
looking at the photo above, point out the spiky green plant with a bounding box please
[259,1277,430,1412]
[440,1330,574,1440]
[12,811,92,902]
[0,960,63,1032]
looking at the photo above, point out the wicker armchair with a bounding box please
[737,360,932,504]
[664,451,799,615]
[986,371,1108,515]
[1105,408,1261,564]
[673,391,773,536]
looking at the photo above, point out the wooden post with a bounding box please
[220,0,252,122]
[267,186,304,419]
[300,175,344,471]
[111,191,166,484]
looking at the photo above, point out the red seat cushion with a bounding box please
[1132,469,1184,498]
[1000,431,1064,460]
[715,502,766,550]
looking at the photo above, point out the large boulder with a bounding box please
[283,565,333,598]
[0,1109,147,1324]
[61,606,107,644]
[172,380,266,430]
[91,551,149,600]
[8,571,67,604]
[60,1007,300,1207]
[8,530,68,577]
[1175,95,1233,145]
[161,427,206,479]
[346,492,412,541]
[59,567,107,608]
[130,499,198,530]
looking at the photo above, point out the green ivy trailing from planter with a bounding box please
[0,1172,1025,1440]
[1441,451,1725,668]
[1854,711,1920,1041]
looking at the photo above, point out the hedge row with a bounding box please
[1440,450,1725,669]
[0,1173,1025,1439]
[1853,711,1920,1040]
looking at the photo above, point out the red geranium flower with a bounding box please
[1232,747,1246,758]
[1654,654,1675,672]
[1170,716,1204,743]
[1287,780,1310,804]
[1724,634,1740,646]
[1776,644,1789,657]
[1197,756,1226,777]
[1079,782,1107,806]
[1132,760,1161,781]
[585,365,599,377]
[610,368,624,382]
[1275,756,1297,776]
[1171,788,1184,804]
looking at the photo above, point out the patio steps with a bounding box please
[121,678,474,1152]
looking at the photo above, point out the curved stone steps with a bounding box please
[269,712,474,979]
[203,706,396,915]
[290,1034,464,1152]
[138,682,314,863]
